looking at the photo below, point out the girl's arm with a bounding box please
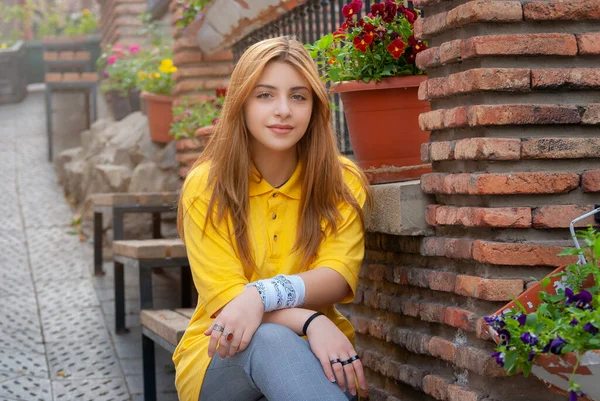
[298,268,351,310]
[261,307,321,335]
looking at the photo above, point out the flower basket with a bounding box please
[331,75,431,184]
[141,91,176,143]
[0,40,27,104]
[492,264,599,400]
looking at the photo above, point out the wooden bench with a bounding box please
[112,238,192,333]
[91,191,179,276]
[141,308,193,401]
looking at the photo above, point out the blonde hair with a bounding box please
[177,36,372,272]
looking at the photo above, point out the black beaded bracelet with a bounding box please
[302,312,325,336]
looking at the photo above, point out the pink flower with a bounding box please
[107,56,117,65]
[129,45,140,53]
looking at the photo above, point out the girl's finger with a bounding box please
[317,353,336,383]
[207,326,223,358]
[332,355,347,392]
[227,329,243,357]
[341,358,357,396]
[218,330,234,359]
[352,359,368,395]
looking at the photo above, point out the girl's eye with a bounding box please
[257,92,272,99]
[292,94,306,101]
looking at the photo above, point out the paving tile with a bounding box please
[52,378,130,401]
[0,295,40,333]
[0,348,48,377]
[46,339,122,380]
[0,328,44,355]
[40,306,110,342]
[37,280,99,310]
[0,374,52,401]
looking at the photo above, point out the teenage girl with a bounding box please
[173,36,373,401]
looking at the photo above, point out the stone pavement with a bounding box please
[0,88,181,401]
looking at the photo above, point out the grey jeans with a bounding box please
[199,323,357,401]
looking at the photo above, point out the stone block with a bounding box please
[366,180,434,236]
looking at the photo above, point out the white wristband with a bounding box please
[245,274,306,312]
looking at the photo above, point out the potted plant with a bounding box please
[170,88,226,177]
[486,224,600,401]
[136,47,178,143]
[97,44,144,120]
[0,39,27,104]
[307,0,430,184]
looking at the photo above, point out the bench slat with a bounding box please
[113,238,186,259]
[175,308,195,319]
[141,309,190,346]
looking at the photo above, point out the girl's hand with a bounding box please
[204,286,264,359]
[306,315,368,397]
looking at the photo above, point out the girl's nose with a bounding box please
[275,99,291,117]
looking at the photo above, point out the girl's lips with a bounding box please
[268,126,293,135]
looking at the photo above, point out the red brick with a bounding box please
[421,237,474,259]
[421,142,431,163]
[522,137,600,158]
[454,137,521,160]
[429,336,456,362]
[473,240,578,266]
[172,36,201,53]
[582,104,600,125]
[455,346,507,377]
[533,205,599,228]
[524,0,600,20]
[425,68,530,100]
[419,107,468,131]
[532,68,600,90]
[429,205,531,228]
[439,39,464,64]
[419,302,447,323]
[173,50,204,66]
[468,104,581,126]
[414,11,448,40]
[175,138,204,151]
[391,328,432,355]
[577,33,600,55]
[429,271,457,292]
[176,152,201,166]
[174,64,232,81]
[421,172,580,195]
[455,275,524,301]
[416,46,441,70]
[401,299,421,317]
[447,0,523,28]
[463,33,578,59]
[444,307,477,331]
[447,385,484,401]
[582,170,600,192]
[412,0,444,7]
[476,317,492,340]
[423,374,451,400]
[393,266,409,285]
[204,50,234,62]
[430,141,455,161]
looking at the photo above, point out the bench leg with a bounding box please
[140,266,154,310]
[93,211,104,276]
[45,88,53,161]
[142,334,157,401]
[152,212,161,239]
[114,261,129,334]
[181,265,192,308]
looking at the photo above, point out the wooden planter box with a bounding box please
[0,41,28,104]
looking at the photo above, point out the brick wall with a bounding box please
[169,0,232,99]
[98,0,147,48]
[338,0,600,400]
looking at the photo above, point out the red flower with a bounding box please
[408,35,418,47]
[216,88,227,97]
[333,28,346,39]
[364,23,375,32]
[408,35,427,54]
[382,0,397,23]
[342,0,362,19]
[400,5,418,24]
[370,3,384,16]
[386,38,406,58]
[353,34,370,52]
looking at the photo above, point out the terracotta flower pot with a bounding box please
[492,265,599,400]
[331,75,431,184]
[141,91,176,143]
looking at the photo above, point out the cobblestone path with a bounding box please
[0,90,179,401]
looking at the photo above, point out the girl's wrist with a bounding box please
[303,311,326,336]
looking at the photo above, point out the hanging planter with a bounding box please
[331,75,431,184]
[141,91,176,143]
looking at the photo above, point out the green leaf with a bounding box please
[526,313,538,326]
[504,351,518,372]
[541,277,551,289]
[522,363,532,377]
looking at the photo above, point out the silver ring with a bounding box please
[213,324,224,332]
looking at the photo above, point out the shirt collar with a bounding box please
[249,160,303,199]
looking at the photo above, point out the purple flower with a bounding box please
[517,314,527,326]
[570,390,586,401]
[491,351,505,367]
[498,329,511,345]
[484,315,506,330]
[520,332,538,346]
[570,318,579,326]
[584,323,599,335]
[565,288,593,310]
[549,337,567,355]
[528,350,536,361]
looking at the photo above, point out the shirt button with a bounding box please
[272,213,277,220]
[273,192,278,198]
[273,235,278,241]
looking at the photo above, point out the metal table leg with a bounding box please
[93,211,104,276]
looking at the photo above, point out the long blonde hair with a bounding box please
[177,36,372,272]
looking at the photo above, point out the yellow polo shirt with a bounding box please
[173,157,367,401]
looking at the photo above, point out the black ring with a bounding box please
[330,358,341,365]
[341,359,352,366]
[348,355,360,362]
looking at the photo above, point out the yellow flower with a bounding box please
[0,43,7,49]
[137,71,147,79]
[82,9,91,15]
[153,72,161,79]
[158,58,178,74]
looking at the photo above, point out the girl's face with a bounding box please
[243,61,314,157]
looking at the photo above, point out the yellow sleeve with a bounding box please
[182,166,249,319]
[309,161,367,304]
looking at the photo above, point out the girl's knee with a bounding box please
[250,323,300,349]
